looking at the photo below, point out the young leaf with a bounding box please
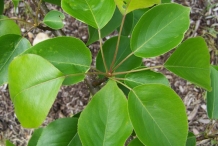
[43,10,65,30]
[131,3,190,58]
[5,140,15,146]
[128,138,144,146]
[8,54,65,128]
[0,34,31,85]
[87,8,122,45]
[115,0,160,15]
[164,37,211,91]
[96,36,142,78]
[207,66,218,119]
[36,118,79,146]
[61,0,116,29]
[28,128,44,146]
[124,68,170,88]
[24,37,91,85]
[12,0,20,8]
[43,0,61,6]
[0,0,3,14]
[78,80,132,146]
[0,15,21,36]
[186,132,196,146]
[128,84,188,146]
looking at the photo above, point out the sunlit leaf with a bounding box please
[78,80,132,146]
[43,10,65,30]
[164,37,211,91]
[9,54,65,128]
[128,84,188,146]
[62,0,116,29]
[131,3,190,58]
[24,37,91,85]
[0,34,31,85]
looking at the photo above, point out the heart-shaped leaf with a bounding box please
[125,68,170,88]
[0,15,21,36]
[62,0,116,29]
[43,10,65,30]
[24,37,91,85]
[78,80,132,146]
[115,0,160,15]
[28,128,44,146]
[207,66,218,119]
[36,118,80,146]
[96,36,141,78]
[0,34,31,85]
[87,8,122,45]
[131,3,190,58]
[128,84,188,146]
[9,54,65,128]
[164,37,211,91]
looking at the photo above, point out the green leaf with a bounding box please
[162,0,171,3]
[12,0,19,8]
[164,37,211,91]
[0,0,3,15]
[78,80,132,146]
[131,3,190,58]
[207,66,218,119]
[5,140,15,146]
[0,15,21,36]
[28,128,44,146]
[128,138,144,146]
[120,12,133,36]
[125,68,170,88]
[43,0,61,6]
[115,0,160,15]
[186,132,196,146]
[24,37,91,85]
[43,10,65,30]
[86,8,122,45]
[37,118,79,146]
[96,36,142,78]
[128,84,188,146]
[132,8,148,28]
[0,34,31,85]
[8,54,65,128]
[61,0,116,29]
[68,133,82,146]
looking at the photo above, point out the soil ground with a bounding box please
[0,0,218,145]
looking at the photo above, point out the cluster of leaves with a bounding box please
[0,0,217,146]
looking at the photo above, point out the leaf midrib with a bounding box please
[84,0,99,28]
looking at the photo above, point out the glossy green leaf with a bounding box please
[131,3,190,58]
[207,66,218,119]
[62,0,116,29]
[43,10,65,30]
[96,36,142,78]
[125,68,170,88]
[0,15,21,36]
[12,0,19,8]
[43,0,61,6]
[115,0,160,15]
[28,128,44,146]
[120,12,133,36]
[5,140,15,146]
[162,0,171,3]
[37,118,78,146]
[164,37,211,91]
[128,84,188,146]
[86,8,122,45]
[24,37,91,85]
[0,0,3,15]
[186,132,196,146]
[78,80,132,146]
[128,138,144,146]
[8,54,65,128]
[0,34,31,85]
